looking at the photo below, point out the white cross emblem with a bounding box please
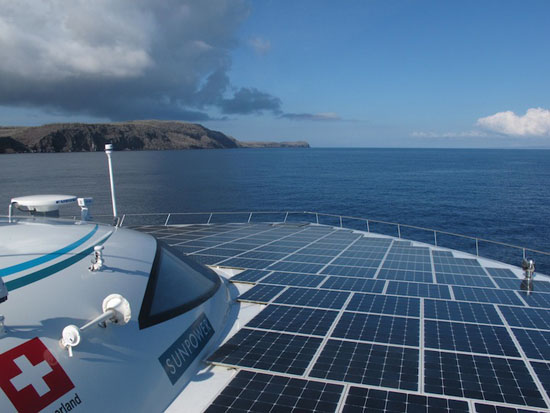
[9,355,52,396]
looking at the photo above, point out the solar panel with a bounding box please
[518,291,550,309]
[320,276,386,293]
[386,281,451,299]
[331,257,381,267]
[205,371,343,413]
[512,328,550,360]
[273,287,350,309]
[424,351,546,407]
[310,339,419,390]
[246,304,338,336]
[452,286,524,305]
[320,265,377,278]
[139,222,550,411]
[187,254,224,265]
[230,269,271,283]
[267,261,326,274]
[258,271,326,288]
[238,284,285,303]
[474,403,537,413]
[436,273,496,288]
[499,306,550,330]
[424,320,520,357]
[424,299,503,325]
[283,253,334,264]
[239,251,289,260]
[346,293,420,317]
[332,312,420,346]
[219,257,275,269]
[343,387,469,412]
[207,328,322,375]
[493,277,550,293]
[487,267,518,278]
[377,268,433,283]
[531,362,550,395]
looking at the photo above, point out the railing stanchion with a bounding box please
[523,248,526,260]
[434,230,437,246]
[476,239,479,256]
[316,213,319,225]
[366,220,370,233]
[207,213,213,225]
[397,224,401,239]
[284,212,288,223]
[248,212,252,223]
[119,214,126,227]
[164,214,171,226]
[339,216,343,228]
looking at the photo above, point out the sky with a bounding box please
[0,0,549,147]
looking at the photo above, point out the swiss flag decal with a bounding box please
[0,337,74,413]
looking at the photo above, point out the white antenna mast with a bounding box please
[104,144,118,225]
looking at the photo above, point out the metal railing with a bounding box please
[106,210,550,264]
[8,209,547,271]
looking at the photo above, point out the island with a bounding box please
[0,120,309,153]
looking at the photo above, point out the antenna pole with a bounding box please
[104,144,118,225]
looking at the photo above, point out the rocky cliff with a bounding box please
[0,121,309,153]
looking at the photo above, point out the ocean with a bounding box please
[2,148,549,272]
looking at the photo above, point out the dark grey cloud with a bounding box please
[220,88,282,115]
[281,112,342,121]
[0,0,281,121]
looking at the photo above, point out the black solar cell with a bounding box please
[343,387,469,413]
[346,293,420,317]
[499,306,550,330]
[205,371,343,413]
[246,304,338,336]
[259,271,326,288]
[512,328,550,360]
[273,287,350,309]
[238,284,285,303]
[386,281,451,299]
[453,286,524,306]
[208,328,322,375]
[321,265,377,278]
[320,276,386,293]
[424,351,546,407]
[424,320,520,357]
[310,339,419,390]
[230,269,271,283]
[424,299,503,325]
[332,312,420,346]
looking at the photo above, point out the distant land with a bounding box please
[0,120,309,153]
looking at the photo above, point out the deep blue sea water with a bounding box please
[2,148,549,271]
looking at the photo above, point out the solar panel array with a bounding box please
[135,222,550,412]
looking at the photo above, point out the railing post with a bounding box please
[366,220,370,233]
[316,213,319,225]
[207,213,213,224]
[434,230,437,246]
[523,248,526,260]
[284,212,288,223]
[397,224,401,239]
[119,214,126,227]
[164,213,171,226]
[339,216,343,228]
[248,212,252,223]
[475,238,479,256]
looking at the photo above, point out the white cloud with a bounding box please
[281,112,342,121]
[248,36,271,55]
[0,0,283,120]
[477,108,550,136]
[411,130,489,138]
